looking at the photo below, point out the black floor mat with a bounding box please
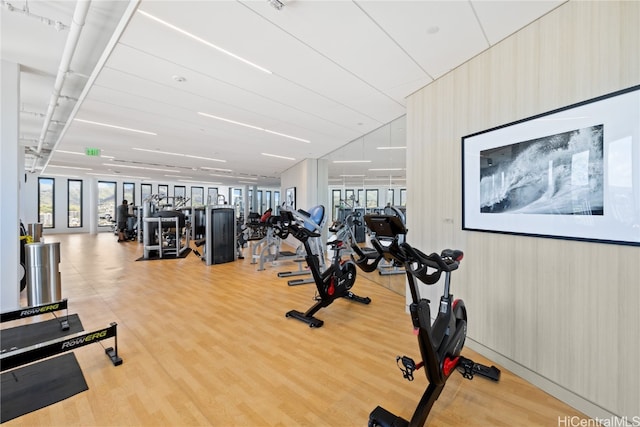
[1,353,88,422]
[1,314,83,353]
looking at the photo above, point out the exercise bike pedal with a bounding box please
[396,355,421,381]
[457,356,501,381]
[473,363,501,381]
[345,292,371,304]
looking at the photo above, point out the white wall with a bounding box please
[1,60,21,310]
[406,0,639,420]
[280,158,328,212]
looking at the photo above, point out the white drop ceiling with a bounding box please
[1,0,564,187]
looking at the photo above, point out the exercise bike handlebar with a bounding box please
[401,243,463,285]
[270,211,321,242]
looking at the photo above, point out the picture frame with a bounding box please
[285,187,296,210]
[462,85,640,246]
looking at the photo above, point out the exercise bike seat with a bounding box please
[302,205,325,232]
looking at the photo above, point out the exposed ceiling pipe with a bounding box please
[41,0,141,175]
[35,0,91,158]
[0,0,70,31]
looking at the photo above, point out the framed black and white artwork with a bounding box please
[462,85,640,246]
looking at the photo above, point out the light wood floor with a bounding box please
[3,233,585,426]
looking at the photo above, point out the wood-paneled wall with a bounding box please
[406,0,639,420]
[2,233,585,426]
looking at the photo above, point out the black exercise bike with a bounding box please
[354,213,499,427]
[273,207,371,328]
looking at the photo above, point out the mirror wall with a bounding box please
[323,115,407,295]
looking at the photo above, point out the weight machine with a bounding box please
[140,195,190,259]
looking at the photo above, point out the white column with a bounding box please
[88,178,98,234]
[1,60,21,310]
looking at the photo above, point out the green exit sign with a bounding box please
[85,147,101,157]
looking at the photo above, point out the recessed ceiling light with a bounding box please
[333,160,371,164]
[198,112,310,143]
[178,179,223,185]
[138,10,272,74]
[48,164,93,170]
[74,118,157,135]
[102,163,177,173]
[261,153,295,161]
[56,150,84,155]
[132,147,225,163]
[43,173,80,178]
[86,173,151,180]
[200,166,233,172]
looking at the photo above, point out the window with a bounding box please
[274,191,280,213]
[365,189,379,209]
[400,189,407,207]
[191,187,204,207]
[98,181,117,227]
[174,185,186,199]
[357,189,365,207]
[207,187,217,205]
[38,177,55,228]
[68,179,82,228]
[123,182,135,206]
[265,191,271,210]
[345,189,355,206]
[158,184,168,198]
[141,183,152,202]
[231,188,243,218]
[387,189,394,206]
[256,190,263,213]
[332,189,342,220]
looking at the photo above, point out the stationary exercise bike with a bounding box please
[273,206,371,328]
[356,214,499,427]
